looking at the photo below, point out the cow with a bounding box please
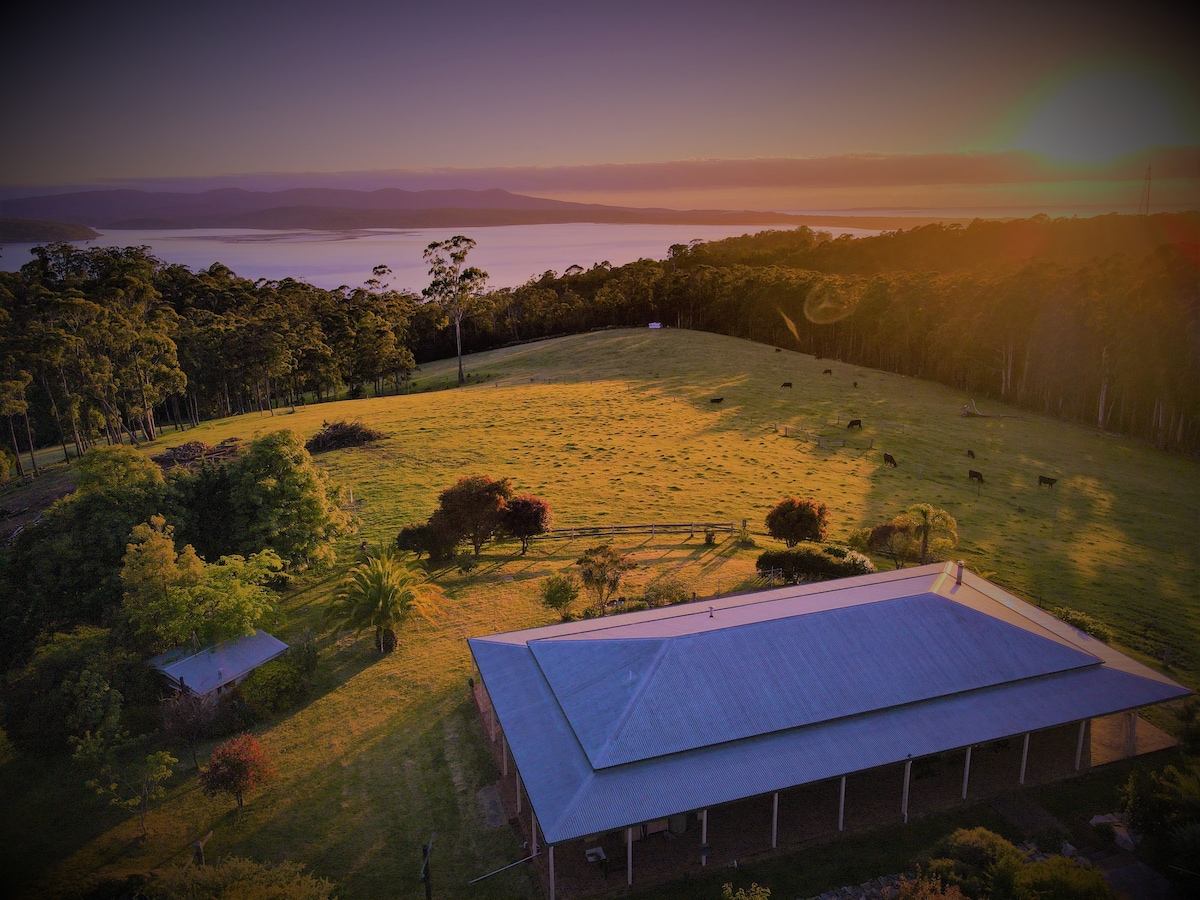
[710,397,724,404]
[775,348,782,352]
[847,419,863,429]
[883,452,897,467]
[853,381,858,388]
[969,469,984,483]
[781,382,792,388]
[822,368,832,375]
[966,449,975,459]
[1038,475,1057,488]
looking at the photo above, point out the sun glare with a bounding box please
[1007,66,1195,164]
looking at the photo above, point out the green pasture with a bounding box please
[2,327,1197,898]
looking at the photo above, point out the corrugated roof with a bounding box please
[469,563,1190,845]
[151,629,289,695]
[531,594,1100,769]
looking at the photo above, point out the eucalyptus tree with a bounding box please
[422,235,488,385]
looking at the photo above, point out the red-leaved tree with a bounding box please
[502,494,553,554]
[200,734,275,808]
[765,497,829,547]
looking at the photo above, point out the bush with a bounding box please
[644,575,689,608]
[304,419,385,453]
[239,657,305,720]
[897,873,966,900]
[541,574,580,620]
[704,528,717,546]
[919,828,1024,899]
[756,546,876,584]
[148,856,337,899]
[0,446,13,484]
[1048,607,1113,643]
[1014,856,1113,899]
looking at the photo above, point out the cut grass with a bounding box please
[2,328,1197,898]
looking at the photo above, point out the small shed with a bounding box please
[150,629,288,699]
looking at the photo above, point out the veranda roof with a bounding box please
[150,628,289,696]
[468,563,1188,845]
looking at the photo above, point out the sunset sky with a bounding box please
[2,0,1196,212]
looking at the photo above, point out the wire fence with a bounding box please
[535,521,738,541]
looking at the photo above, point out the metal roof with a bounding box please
[151,629,289,696]
[469,564,1190,845]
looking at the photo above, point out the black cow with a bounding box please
[775,348,782,352]
[883,452,897,467]
[822,368,832,375]
[847,419,862,429]
[1038,475,1057,488]
[781,382,792,388]
[710,397,724,404]
[966,449,975,459]
[969,469,985,483]
[853,381,858,388]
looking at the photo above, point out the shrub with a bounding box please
[304,419,385,453]
[756,546,875,584]
[735,526,756,548]
[897,873,966,900]
[704,527,717,546]
[239,657,305,720]
[148,856,337,899]
[920,828,1023,899]
[644,575,689,608]
[1048,607,1113,643]
[541,574,580,620]
[765,497,828,546]
[0,447,13,484]
[1014,856,1113,899]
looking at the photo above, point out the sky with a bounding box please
[2,0,1197,213]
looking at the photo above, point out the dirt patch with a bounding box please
[0,466,76,544]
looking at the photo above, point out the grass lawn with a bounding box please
[2,328,1197,898]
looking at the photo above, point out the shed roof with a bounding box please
[151,629,289,696]
[469,564,1189,844]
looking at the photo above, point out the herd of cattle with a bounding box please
[710,362,1062,491]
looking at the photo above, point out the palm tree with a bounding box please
[906,503,959,565]
[324,549,442,653]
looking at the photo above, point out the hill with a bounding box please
[2,329,1196,898]
[0,186,969,230]
[0,217,98,242]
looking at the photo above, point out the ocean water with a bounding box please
[0,222,880,292]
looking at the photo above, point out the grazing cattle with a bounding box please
[775,348,782,353]
[1038,475,1057,488]
[853,381,858,388]
[822,368,832,375]
[883,452,897,467]
[847,419,863,429]
[969,469,984,483]
[710,397,724,404]
[966,449,975,458]
[781,382,793,388]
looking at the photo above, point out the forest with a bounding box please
[1,211,1198,466]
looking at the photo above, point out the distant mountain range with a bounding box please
[0,187,809,230]
[0,187,976,231]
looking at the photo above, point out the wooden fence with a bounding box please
[536,521,738,541]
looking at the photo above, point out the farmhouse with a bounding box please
[468,563,1189,898]
[151,629,288,699]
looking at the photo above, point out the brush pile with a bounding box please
[305,420,385,453]
[152,437,243,467]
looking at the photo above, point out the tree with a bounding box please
[540,573,580,620]
[423,235,488,385]
[75,732,177,838]
[869,517,919,569]
[200,734,274,809]
[323,551,442,653]
[576,544,635,614]
[120,515,281,654]
[906,503,959,565]
[435,474,513,556]
[225,430,350,568]
[765,497,829,547]
[161,691,217,769]
[502,494,552,553]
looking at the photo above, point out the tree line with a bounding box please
[2,213,1197,467]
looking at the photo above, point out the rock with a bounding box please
[1061,841,1076,857]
